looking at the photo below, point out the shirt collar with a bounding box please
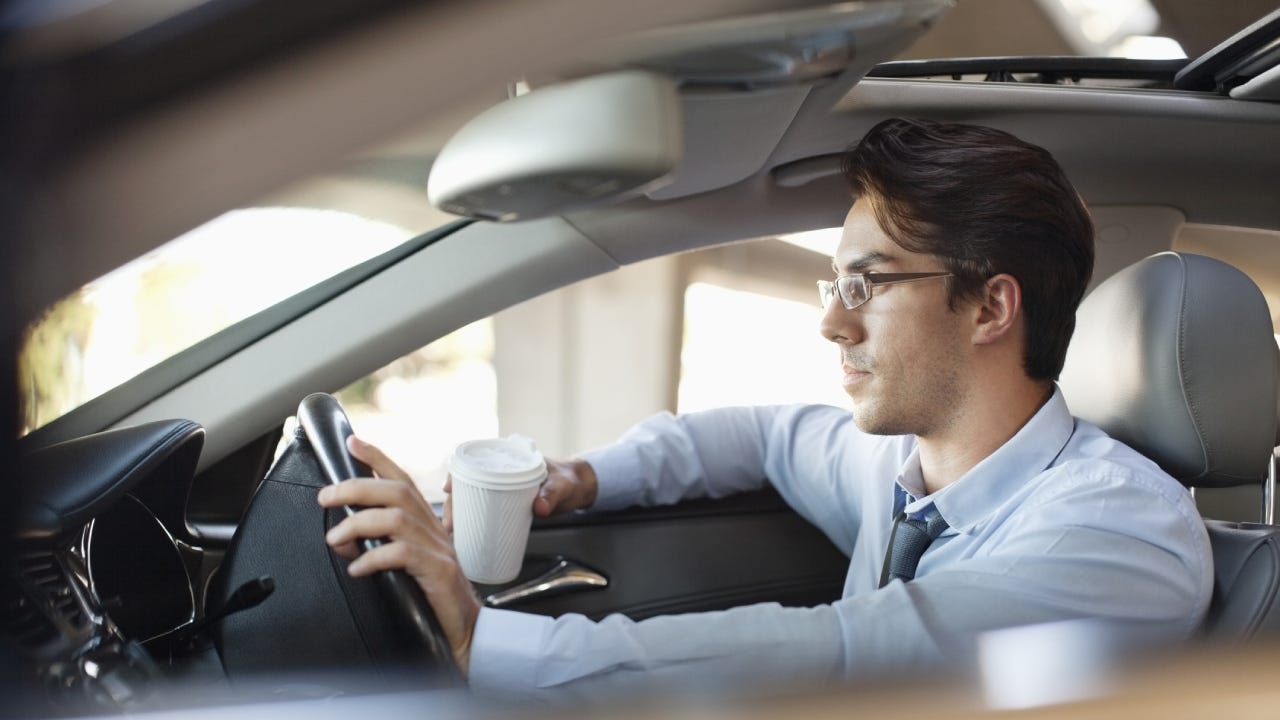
[891,385,1075,533]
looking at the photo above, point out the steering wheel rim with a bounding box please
[297,392,459,681]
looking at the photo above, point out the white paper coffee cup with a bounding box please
[449,435,547,584]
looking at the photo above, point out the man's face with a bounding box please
[821,201,972,438]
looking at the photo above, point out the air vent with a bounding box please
[3,576,57,648]
[3,551,89,651]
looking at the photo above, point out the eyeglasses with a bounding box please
[817,272,953,310]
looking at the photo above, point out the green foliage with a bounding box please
[18,292,97,434]
[134,260,213,359]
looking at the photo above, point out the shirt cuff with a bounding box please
[467,607,554,697]
[580,444,643,512]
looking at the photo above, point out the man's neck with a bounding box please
[916,381,1053,495]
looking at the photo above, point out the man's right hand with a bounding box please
[442,457,598,533]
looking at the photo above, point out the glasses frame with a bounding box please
[817,272,953,311]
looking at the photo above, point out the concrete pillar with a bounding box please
[493,255,683,457]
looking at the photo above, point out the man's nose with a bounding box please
[820,297,862,345]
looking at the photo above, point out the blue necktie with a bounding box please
[879,511,949,588]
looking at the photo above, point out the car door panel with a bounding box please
[494,488,850,620]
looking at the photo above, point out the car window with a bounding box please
[337,235,850,503]
[679,281,852,411]
[18,207,423,435]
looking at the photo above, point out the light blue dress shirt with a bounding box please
[468,388,1212,701]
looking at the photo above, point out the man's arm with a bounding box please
[449,404,867,540]
[443,406,796,529]
[320,420,1210,700]
[469,465,1211,700]
[537,404,873,557]
[581,404,860,515]
[469,600,847,702]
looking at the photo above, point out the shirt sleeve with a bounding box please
[467,602,847,703]
[579,404,867,550]
[467,462,1209,702]
[468,542,1202,703]
[579,406,781,511]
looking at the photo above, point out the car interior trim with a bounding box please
[1174,7,1280,92]
[17,420,204,545]
[866,57,1191,84]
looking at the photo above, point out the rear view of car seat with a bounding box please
[1060,251,1280,642]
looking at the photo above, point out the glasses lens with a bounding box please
[817,280,835,308]
[838,275,869,309]
[821,276,881,309]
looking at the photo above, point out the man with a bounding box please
[318,118,1211,699]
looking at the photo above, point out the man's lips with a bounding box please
[842,366,871,385]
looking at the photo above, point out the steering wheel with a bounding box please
[296,393,459,681]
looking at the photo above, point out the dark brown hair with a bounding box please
[841,118,1094,381]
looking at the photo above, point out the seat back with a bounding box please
[1202,520,1280,638]
[1060,252,1280,642]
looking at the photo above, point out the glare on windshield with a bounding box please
[18,207,414,435]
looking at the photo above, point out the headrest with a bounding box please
[1060,252,1278,488]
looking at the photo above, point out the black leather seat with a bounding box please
[1200,520,1280,638]
[1060,252,1280,642]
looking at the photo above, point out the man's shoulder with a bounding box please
[1039,416,1193,507]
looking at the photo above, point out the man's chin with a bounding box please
[849,401,911,437]
[849,403,884,435]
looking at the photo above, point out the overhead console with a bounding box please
[426,0,952,222]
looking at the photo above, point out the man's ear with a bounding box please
[972,273,1022,346]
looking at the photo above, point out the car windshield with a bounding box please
[17,206,436,435]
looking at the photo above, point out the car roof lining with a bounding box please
[832,80,1280,231]
[569,77,1280,271]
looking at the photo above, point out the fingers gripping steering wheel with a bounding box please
[296,393,459,680]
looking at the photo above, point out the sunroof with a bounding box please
[866,57,1188,91]
[1038,0,1185,59]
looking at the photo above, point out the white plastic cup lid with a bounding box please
[448,435,546,491]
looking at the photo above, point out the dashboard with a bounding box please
[7,420,212,715]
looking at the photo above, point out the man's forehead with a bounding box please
[834,201,897,270]
[834,201,943,273]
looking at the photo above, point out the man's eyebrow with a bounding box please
[833,251,892,275]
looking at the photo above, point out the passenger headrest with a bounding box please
[1060,252,1277,488]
